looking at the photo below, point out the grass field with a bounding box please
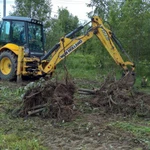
[0,53,150,150]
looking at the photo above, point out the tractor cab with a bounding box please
[0,16,45,58]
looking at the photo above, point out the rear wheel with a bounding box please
[0,51,17,80]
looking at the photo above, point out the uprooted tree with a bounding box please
[17,74,150,121]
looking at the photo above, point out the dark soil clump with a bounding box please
[18,74,150,121]
[90,75,150,117]
[19,80,76,121]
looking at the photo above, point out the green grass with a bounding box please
[0,53,150,149]
[54,52,123,81]
[0,82,47,150]
[0,112,47,150]
[0,109,47,150]
[0,134,46,150]
[111,121,150,135]
[55,53,98,78]
[109,121,150,147]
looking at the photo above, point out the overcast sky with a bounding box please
[0,0,14,18]
[0,0,93,22]
[51,0,93,22]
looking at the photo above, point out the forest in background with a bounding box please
[10,0,150,77]
[0,1,150,149]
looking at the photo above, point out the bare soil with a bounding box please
[1,77,150,150]
[15,76,150,150]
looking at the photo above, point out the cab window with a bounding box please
[0,21,10,42]
[12,21,25,45]
[28,23,43,53]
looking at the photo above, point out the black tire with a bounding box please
[0,50,17,80]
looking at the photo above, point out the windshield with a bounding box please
[28,23,44,56]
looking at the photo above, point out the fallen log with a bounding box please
[78,91,94,95]
[28,108,45,116]
[78,88,96,94]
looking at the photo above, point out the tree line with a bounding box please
[11,0,150,76]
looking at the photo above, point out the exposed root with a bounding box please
[89,74,150,117]
[18,80,77,122]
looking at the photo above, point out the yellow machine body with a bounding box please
[0,16,135,83]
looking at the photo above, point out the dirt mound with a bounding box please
[18,74,150,121]
[90,75,150,117]
[19,80,76,121]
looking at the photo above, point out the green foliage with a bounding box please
[64,53,96,70]
[137,60,150,76]
[0,85,22,101]
[112,121,150,135]
[87,0,110,19]
[117,0,150,77]
[55,52,98,80]
[9,0,150,79]
[57,8,79,35]
[11,0,52,27]
[88,0,150,77]
[45,18,64,50]
[54,52,121,81]
[0,134,46,150]
[0,82,47,150]
[45,8,80,49]
[110,121,150,147]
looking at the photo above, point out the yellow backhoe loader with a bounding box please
[0,16,135,85]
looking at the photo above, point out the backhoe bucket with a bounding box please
[119,71,136,89]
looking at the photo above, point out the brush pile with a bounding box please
[18,73,150,121]
[18,79,76,121]
[88,75,150,117]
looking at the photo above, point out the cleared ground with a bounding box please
[0,78,150,150]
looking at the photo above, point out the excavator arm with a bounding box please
[39,16,135,85]
[92,16,135,71]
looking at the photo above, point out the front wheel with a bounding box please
[0,51,17,80]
